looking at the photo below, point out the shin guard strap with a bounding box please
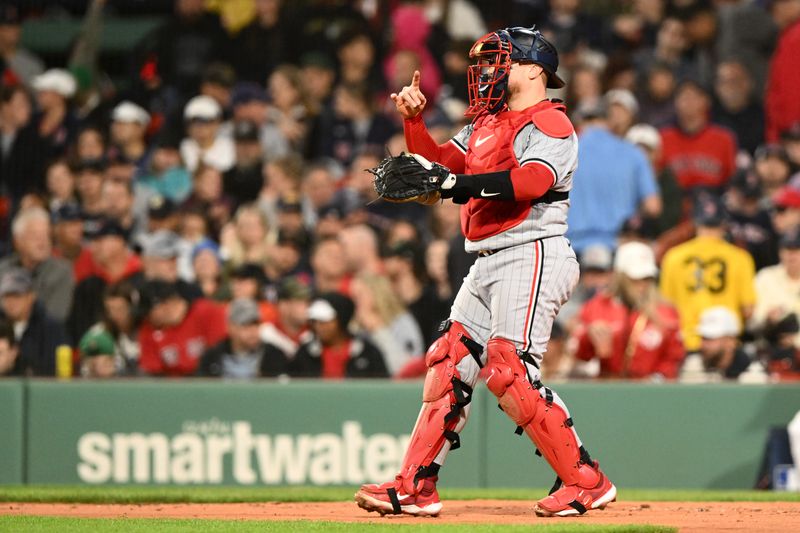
[568,500,587,514]
[386,487,402,514]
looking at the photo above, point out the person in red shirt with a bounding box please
[138,280,227,376]
[765,0,800,142]
[572,242,685,380]
[289,292,387,379]
[659,79,737,190]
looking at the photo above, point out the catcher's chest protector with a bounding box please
[462,100,568,241]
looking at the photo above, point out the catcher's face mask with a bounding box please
[466,31,513,116]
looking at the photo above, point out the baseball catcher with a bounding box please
[355,26,616,518]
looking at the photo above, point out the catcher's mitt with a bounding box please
[369,153,453,205]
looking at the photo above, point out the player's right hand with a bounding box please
[390,70,427,120]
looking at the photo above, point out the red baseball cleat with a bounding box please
[355,476,442,517]
[534,467,616,517]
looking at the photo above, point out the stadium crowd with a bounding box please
[0,0,799,383]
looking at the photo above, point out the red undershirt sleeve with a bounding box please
[509,161,557,201]
[403,115,466,173]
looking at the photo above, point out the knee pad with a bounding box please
[398,320,483,486]
[485,337,596,487]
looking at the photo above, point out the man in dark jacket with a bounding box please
[290,292,387,378]
[0,268,68,376]
[198,298,288,378]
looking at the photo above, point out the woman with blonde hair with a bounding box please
[570,242,685,380]
[220,203,273,269]
[267,65,313,152]
[351,272,425,376]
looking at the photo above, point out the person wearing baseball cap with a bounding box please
[725,170,779,271]
[660,192,757,352]
[78,327,117,378]
[772,184,800,235]
[290,292,388,379]
[110,101,151,173]
[32,68,78,157]
[198,298,289,379]
[224,120,265,207]
[0,267,68,376]
[679,306,766,383]
[180,95,235,173]
[604,89,639,138]
[51,203,84,262]
[259,276,313,360]
[570,242,685,379]
[138,279,227,376]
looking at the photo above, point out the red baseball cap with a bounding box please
[773,186,800,209]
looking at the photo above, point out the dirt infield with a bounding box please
[3,500,800,531]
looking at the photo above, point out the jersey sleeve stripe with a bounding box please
[520,158,558,186]
[450,138,467,154]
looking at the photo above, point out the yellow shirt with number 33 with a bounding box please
[660,235,756,351]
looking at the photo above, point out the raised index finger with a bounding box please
[411,70,421,88]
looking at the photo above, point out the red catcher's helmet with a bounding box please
[466,26,564,117]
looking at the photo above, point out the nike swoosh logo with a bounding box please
[481,189,500,197]
[474,134,493,147]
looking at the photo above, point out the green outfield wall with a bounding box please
[2,380,799,488]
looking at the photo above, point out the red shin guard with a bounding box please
[485,338,598,487]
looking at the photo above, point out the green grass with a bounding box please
[0,516,677,533]
[0,485,798,504]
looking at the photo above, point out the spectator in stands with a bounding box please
[559,244,614,329]
[198,62,236,113]
[138,138,192,204]
[182,165,234,238]
[0,4,44,87]
[221,204,271,268]
[232,0,289,83]
[109,101,151,177]
[568,104,661,254]
[637,62,677,128]
[74,159,106,234]
[0,84,45,205]
[605,89,639,138]
[229,82,289,159]
[660,194,756,353]
[141,229,200,299]
[78,328,118,378]
[680,306,766,382]
[300,53,336,116]
[192,239,227,301]
[383,4,441,104]
[180,95,234,173]
[69,218,142,343]
[224,121,264,208]
[267,65,311,153]
[713,60,764,155]
[753,144,791,203]
[51,203,84,263]
[659,79,737,191]
[198,297,289,378]
[260,276,311,360]
[340,224,382,276]
[0,318,18,376]
[336,29,381,91]
[383,240,449,347]
[259,155,303,227]
[310,237,350,294]
[782,122,800,171]
[138,279,227,376]
[74,126,106,161]
[300,162,337,229]
[771,185,800,235]
[0,268,68,376]
[290,292,388,378]
[626,124,682,234]
[32,68,77,160]
[763,313,800,380]
[726,170,779,270]
[753,230,800,346]
[765,0,800,142]
[102,178,138,238]
[351,273,424,376]
[228,263,276,323]
[141,0,231,98]
[634,17,692,80]
[571,242,685,380]
[425,238,452,303]
[44,160,76,213]
[313,83,395,167]
[0,207,74,322]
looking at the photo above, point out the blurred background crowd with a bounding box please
[0,0,799,383]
